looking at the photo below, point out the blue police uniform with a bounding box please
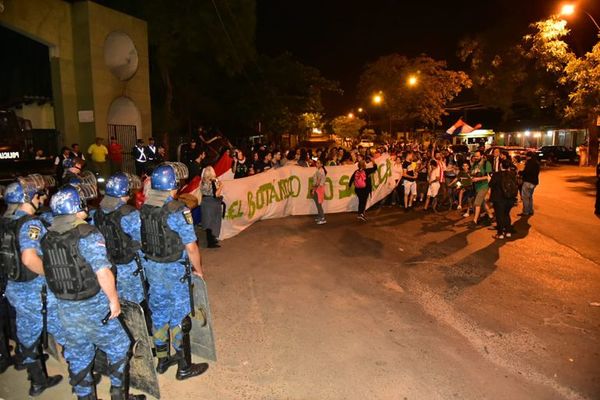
[90,205,145,304]
[145,198,196,351]
[57,229,131,397]
[142,162,208,380]
[3,210,65,363]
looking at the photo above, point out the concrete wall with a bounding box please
[0,0,152,153]
[86,1,152,143]
[12,104,56,129]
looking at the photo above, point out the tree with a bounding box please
[357,55,471,130]
[458,19,573,124]
[522,16,599,164]
[233,53,340,137]
[331,116,366,139]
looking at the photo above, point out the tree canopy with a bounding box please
[357,54,471,130]
[331,115,366,139]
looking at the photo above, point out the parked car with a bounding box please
[536,145,578,162]
[484,146,528,159]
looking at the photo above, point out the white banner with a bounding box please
[219,155,394,239]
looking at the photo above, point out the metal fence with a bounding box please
[108,124,137,174]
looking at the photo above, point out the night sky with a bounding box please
[1,0,598,120]
[256,0,599,116]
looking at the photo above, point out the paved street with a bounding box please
[1,165,599,400]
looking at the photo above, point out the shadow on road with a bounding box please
[339,228,384,258]
[564,175,597,197]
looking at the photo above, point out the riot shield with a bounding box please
[94,300,159,399]
[190,276,217,361]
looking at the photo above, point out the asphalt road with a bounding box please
[1,164,598,400]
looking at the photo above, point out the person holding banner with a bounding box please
[311,159,327,225]
[349,160,378,221]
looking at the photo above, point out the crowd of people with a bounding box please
[194,138,541,239]
[49,132,544,246]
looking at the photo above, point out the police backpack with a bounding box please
[41,224,101,301]
[140,201,185,263]
[0,215,39,282]
[93,205,141,265]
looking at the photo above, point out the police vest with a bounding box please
[140,201,185,263]
[41,224,101,301]
[93,205,140,265]
[0,215,39,282]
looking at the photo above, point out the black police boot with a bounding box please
[155,343,178,375]
[174,349,209,380]
[175,316,209,380]
[110,386,146,400]
[206,229,220,248]
[0,317,13,373]
[0,336,12,373]
[27,359,63,397]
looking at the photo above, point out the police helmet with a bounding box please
[105,173,130,197]
[50,185,88,215]
[151,164,178,191]
[4,181,38,204]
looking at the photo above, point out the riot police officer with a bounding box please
[41,184,145,400]
[140,163,208,379]
[0,180,64,396]
[91,173,146,305]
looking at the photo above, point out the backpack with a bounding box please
[354,170,367,189]
[501,171,518,199]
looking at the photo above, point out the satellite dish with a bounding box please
[103,31,139,81]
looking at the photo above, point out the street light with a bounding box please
[407,75,418,87]
[560,3,600,33]
[357,107,364,113]
[347,112,354,119]
[372,94,383,105]
[560,4,575,16]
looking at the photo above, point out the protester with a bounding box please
[349,160,378,221]
[232,149,250,179]
[200,166,224,248]
[489,159,518,239]
[423,159,440,212]
[189,150,206,178]
[470,151,493,226]
[448,162,474,215]
[519,151,540,217]
[310,159,327,225]
[387,153,403,206]
[402,151,418,210]
[182,138,200,169]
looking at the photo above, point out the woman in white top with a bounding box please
[424,159,440,212]
[310,159,327,224]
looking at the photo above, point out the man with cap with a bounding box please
[140,163,208,379]
[41,184,145,400]
[0,180,64,396]
[91,173,146,305]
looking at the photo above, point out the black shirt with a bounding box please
[402,161,416,181]
[522,159,540,185]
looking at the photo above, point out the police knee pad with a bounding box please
[181,316,192,334]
